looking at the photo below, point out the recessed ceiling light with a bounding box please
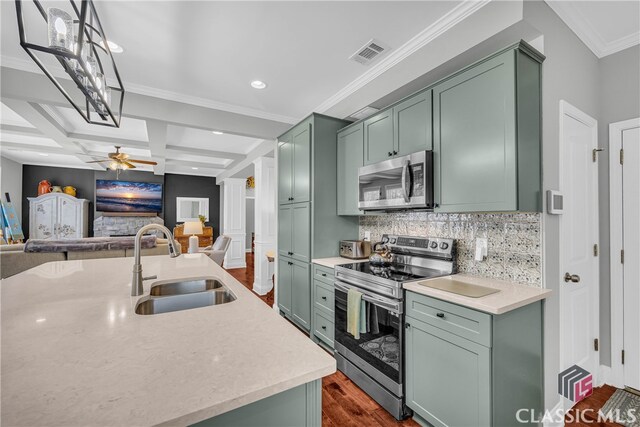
[212,131,224,135]
[38,153,49,156]
[251,80,267,89]
[192,167,199,170]
[99,40,124,54]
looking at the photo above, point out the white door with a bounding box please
[623,126,640,389]
[559,101,600,389]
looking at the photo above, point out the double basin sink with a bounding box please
[135,277,236,315]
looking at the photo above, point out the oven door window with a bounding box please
[334,287,401,384]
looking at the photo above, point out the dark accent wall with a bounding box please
[21,166,220,240]
[164,173,220,240]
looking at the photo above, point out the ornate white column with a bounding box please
[220,178,246,269]
[252,157,276,295]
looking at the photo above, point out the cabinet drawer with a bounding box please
[314,309,334,347]
[313,264,334,285]
[314,280,334,313]
[406,291,492,347]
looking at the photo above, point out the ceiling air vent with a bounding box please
[349,39,391,65]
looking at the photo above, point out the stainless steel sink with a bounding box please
[149,278,224,296]
[135,289,236,315]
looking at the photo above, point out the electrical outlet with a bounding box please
[364,231,371,241]
[475,238,488,261]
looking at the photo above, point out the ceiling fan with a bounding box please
[85,146,157,170]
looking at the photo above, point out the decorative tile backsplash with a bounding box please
[359,212,542,287]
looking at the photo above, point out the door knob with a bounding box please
[564,273,581,283]
[388,152,393,157]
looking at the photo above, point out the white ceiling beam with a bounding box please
[165,159,229,170]
[145,119,167,175]
[216,140,275,183]
[0,141,69,155]
[67,133,149,150]
[1,67,292,140]
[0,124,43,136]
[165,145,245,161]
[1,99,104,170]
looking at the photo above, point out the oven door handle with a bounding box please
[334,281,402,315]
[401,159,411,203]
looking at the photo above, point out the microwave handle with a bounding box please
[401,160,411,202]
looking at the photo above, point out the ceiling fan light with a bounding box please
[108,161,118,170]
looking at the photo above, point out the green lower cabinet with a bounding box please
[291,259,311,331]
[277,257,292,316]
[311,264,335,350]
[278,257,310,331]
[405,291,543,427]
[191,379,321,427]
[406,317,490,427]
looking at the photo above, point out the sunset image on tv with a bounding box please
[96,180,163,213]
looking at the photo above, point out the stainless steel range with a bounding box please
[333,234,455,420]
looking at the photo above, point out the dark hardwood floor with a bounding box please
[565,384,623,426]
[226,253,274,306]
[225,254,418,426]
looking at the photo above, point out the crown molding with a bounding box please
[0,55,298,125]
[546,1,640,59]
[313,0,491,114]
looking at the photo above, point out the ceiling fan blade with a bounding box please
[128,159,158,165]
[85,160,109,163]
[123,161,137,169]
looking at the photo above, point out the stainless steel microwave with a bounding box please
[358,151,434,211]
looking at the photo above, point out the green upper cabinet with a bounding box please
[292,121,311,204]
[433,46,542,213]
[337,123,363,216]
[393,90,432,156]
[364,110,394,165]
[277,132,293,205]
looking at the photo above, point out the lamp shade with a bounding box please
[183,221,203,235]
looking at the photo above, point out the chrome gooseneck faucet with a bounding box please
[131,224,180,296]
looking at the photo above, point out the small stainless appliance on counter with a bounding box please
[358,150,434,211]
[339,240,372,259]
[333,234,455,420]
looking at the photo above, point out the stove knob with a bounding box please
[440,242,449,250]
[390,238,397,244]
[430,241,438,249]
[381,236,389,243]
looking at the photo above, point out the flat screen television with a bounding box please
[96,180,163,213]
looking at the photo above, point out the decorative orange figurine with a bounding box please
[37,180,52,196]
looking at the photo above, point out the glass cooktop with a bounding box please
[338,262,447,283]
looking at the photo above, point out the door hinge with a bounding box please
[622,350,625,365]
[594,338,599,351]
[622,249,625,264]
[593,148,604,162]
[593,244,599,256]
[620,149,624,165]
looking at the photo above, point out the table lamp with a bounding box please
[183,221,203,254]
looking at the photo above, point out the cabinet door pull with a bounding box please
[405,322,411,328]
[321,326,327,330]
[436,312,445,319]
[321,296,327,300]
[288,261,293,266]
[321,273,327,277]
[388,151,393,157]
[393,150,398,155]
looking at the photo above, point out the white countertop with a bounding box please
[1,254,335,426]
[312,257,368,268]
[404,274,551,315]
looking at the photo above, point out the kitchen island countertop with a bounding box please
[1,254,335,426]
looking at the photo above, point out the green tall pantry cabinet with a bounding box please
[277,114,359,332]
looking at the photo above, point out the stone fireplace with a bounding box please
[93,215,164,237]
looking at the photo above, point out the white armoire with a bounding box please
[28,193,89,239]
